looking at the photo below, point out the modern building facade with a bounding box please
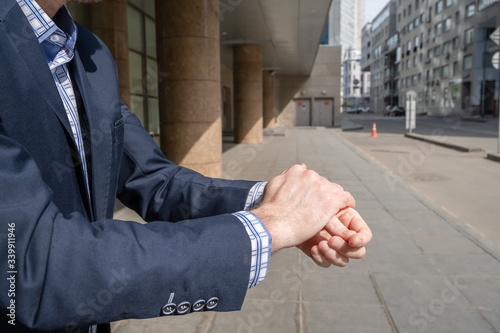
[343,47,367,108]
[321,0,366,113]
[362,0,500,116]
[66,0,338,178]
[361,1,398,112]
[322,0,366,49]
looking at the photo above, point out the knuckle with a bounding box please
[304,169,318,180]
[331,182,344,192]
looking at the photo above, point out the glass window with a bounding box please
[435,22,443,36]
[127,3,159,134]
[415,17,420,27]
[453,37,460,49]
[436,0,444,13]
[442,65,450,78]
[453,61,459,76]
[446,0,452,6]
[433,68,441,80]
[444,18,452,31]
[465,28,474,45]
[145,17,156,58]
[455,11,460,23]
[443,41,451,55]
[434,45,441,57]
[129,51,144,95]
[464,55,473,70]
[465,3,475,17]
[409,22,414,31]
[407,58,412,69]
[414,55,419,66]
[127,7,143,52]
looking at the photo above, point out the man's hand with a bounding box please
[298,208,372,267]
[251,164,358,253]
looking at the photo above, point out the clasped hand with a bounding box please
[251,164,372,268]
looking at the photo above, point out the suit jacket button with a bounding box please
[176,301,191,315]
[161,303,176,316]
[192,300,206,312]
[206,297,219,310]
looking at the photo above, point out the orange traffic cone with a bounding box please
[371,122,378,138]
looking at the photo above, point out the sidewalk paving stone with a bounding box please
[112,128,500,333]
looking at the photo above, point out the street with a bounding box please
[340,112,500,249]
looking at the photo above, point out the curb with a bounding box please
[341,120,364,132]
[404,133,483,152]
[486,153,500,163]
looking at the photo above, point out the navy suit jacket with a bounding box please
[0,1,256,332]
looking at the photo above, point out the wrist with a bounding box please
[251,206,287,253]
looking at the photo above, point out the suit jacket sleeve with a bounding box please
[0,119,252,331]
[116,102,258,222]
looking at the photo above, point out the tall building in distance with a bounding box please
[322,0,366,49]
[321,0,366,111]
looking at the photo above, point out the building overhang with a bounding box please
[220,0,332,76]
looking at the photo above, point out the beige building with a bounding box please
[276,46,343,128]
[66,0,343,178]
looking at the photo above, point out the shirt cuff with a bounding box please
[244,182,267,211]
[233,211,272,289]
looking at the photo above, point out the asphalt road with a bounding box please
[340,112,500,249]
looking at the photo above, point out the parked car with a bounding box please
[358,106,372,113]
[346,107,360,114]
[384,105,405,116]
[390,106,405,116]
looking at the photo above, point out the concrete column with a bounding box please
[234,45,263,144]
[263,70,276,129]
[89,0,130,106]
[155,0,222,177]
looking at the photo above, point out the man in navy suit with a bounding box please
[0,0,372,332]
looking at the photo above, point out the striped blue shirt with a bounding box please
[17,0,271,293]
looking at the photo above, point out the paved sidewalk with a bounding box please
[112,128,500,333]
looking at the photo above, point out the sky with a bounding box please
[365,0,390,23]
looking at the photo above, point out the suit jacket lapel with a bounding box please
[2,4,74,139]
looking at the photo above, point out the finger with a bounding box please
[281,163,307,175]
[318,240,349,267]
[337,209,373,247]
[328,236,367,260]
[310,244,332,268]
[338,191,356,210]
[324,216,356,241]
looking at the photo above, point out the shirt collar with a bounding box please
[16,0,77,63]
